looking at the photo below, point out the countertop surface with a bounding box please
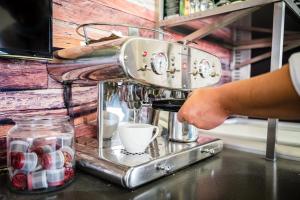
[1,148,300,200]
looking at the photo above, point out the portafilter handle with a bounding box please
[151,99,186,112]
[151,99,199,142]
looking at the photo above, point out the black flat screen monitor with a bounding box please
[0,0,52,59]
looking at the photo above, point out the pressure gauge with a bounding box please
[199,59,213,78]
[151,52,168,75]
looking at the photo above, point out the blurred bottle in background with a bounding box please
[184,0,190,16]
[165,0,180,19]
[199,0,215,12]
[167,0,246,18]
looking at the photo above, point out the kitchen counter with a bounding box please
[1,148,300,200]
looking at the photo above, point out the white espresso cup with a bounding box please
[118,123,159,153]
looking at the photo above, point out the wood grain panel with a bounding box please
[191,40,231,63]
[75,123,97,138]
[0,125,12,137]
[48,75,64,89]
[52,22,231,62]
[53,19,127,48]
[0,112,97,137]
[53,0,157,48]
[168,32,231,61]
[0,109,68,123]
[199,15,232,41]
[0,86,97,112]
[53,19,158,48]
[0,59,48,90]
[53,19,82,48]
[53,0,155,21]
[84,0,155,21]
[53,0,155,30]
[54,20,157,49]
[126,0,155,11]
[73,112,97,126]
[183,21,232,42]
[0,101,97,123]
[0,136,5,150]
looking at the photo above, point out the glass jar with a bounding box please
[7,116,75,193]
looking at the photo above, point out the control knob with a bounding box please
[167,66,180,75]
[201,148,215,154]
[156,164,173,174]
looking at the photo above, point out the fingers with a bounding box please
[177,107,185,122]
[178,92,194,123]
[177,97,205,129]
[189,117,206,130]
[177,87,227,130]
[187,91,193,98]
[178,108,200,128]
[177,104,195,125]
[178,112,207,130]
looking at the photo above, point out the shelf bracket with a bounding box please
[266,1,286,162]
[234,34,300,50]
[233,41,300,68]
[178,7,260,44]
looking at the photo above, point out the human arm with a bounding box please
[177,64,300,130]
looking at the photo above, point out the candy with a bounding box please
[31,145,54,156]
[60,146,75,164]
[64,167,75,183]
[10,152,24,170]
[11,172,27,190]
[9,140,29,153]
[11,152,37,172]
[33,138,56,150]
[46,168,65,187]
[41,150,64,170]
[27,170,48,190]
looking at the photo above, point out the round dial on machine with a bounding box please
[199,59,213,78]
[151,52,168,75]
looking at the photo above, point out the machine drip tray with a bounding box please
[75,135,223,189]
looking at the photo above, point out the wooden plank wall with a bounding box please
[0,0,232,160]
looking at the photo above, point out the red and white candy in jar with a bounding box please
[7,116,75,193]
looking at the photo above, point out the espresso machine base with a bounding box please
[76,136,223,189]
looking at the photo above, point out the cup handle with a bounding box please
[149,126,159,143]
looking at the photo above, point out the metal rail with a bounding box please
[266,1,286,161]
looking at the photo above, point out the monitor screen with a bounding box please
[0,0,52,59]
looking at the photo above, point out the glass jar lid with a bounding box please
[13,115,70,125]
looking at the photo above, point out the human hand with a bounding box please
[177,87,230,130]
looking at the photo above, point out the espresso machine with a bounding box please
[48,36,224,189]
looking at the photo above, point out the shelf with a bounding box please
[159,0,300,46]
[159,0,279,28]
[160,0,300,28]
[285,0,300,17]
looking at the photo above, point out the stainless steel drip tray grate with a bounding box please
[108,149,153,167]
[77,136,212,167]
[76,135,223,188]
[120,149,147,155]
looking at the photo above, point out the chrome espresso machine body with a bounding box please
[48,37,224,189]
